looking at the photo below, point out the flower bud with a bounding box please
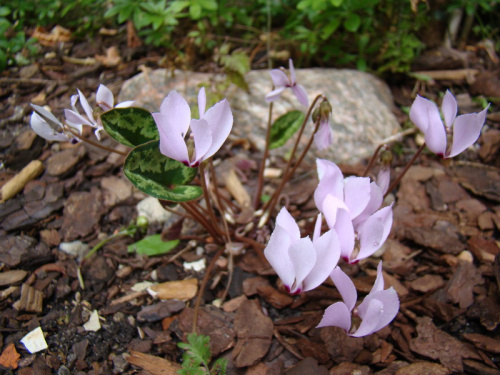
[312,107,320,124]
[380,149,393,166]
[319,100,332,119]
[136,215,149,230]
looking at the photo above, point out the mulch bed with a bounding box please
[0,30,499,375]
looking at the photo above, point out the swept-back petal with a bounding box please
[314,119,333,150]
[410,96,447,156]
[344,176,371,220]
[331,267,357,311]
[352,181,383,229]
[376,168,390,196]
[441,90,457,129]
[370,261,385,294]
[350,298,384,337]
[190,118,213,166]
[448,106,489,158]
[265,86,286,102]
[316,302,352,331]
[96,84,114,111]
[292,84,309,107]
[153,91,191,164]
[198,87,206,117]
[269,69,290,88]
[355,288,399,336]
[275,207,301,241]
[315,159,344,209]
[77,89,96,124]
[115,101,134,108]
[30,113,69,141]
[198,99,233,161]
[288,59,296,84]
[302,229,341,291]
[288,237,317,293]
[264,224,295,290]
[355,204,393,262]
[64,109,94,128]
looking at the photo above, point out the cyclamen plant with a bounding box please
[29,61,489,340]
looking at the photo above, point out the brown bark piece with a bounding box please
[410,316,480,372]
[395,361,450,375]
[463,333,500,354]
[444,260,483,308]
[319,326,364,363]
[283,357,329,375]
[233,299,273,367]
[410,274,445,293]
[125,350,180,375]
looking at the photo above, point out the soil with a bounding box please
[0,26,499,375]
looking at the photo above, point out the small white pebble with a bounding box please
[83,310,101,332]
[21,327,48,354]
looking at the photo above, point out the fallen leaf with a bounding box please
[0,343,20,369]
[125,350,180,375]
[95,46,122,67]
[148,278,198,300]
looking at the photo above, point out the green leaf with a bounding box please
[189,3,201,19]
[269,110,305,149]
[225,70,249,92]
[211,357,228,374]
[344,13,361,32]
[101,107,159,147]
[128,234,179,256]
[124,140,202,202]
[178,333,211,369]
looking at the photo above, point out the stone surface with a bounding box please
[118,69,400,163]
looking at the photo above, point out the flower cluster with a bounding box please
[152,88,233,167]
[30,84,133,142]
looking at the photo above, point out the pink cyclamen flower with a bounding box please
[410,90,489,158]
[314,116,334,151]
[317,262,399,337]
[64,84,134,140]
[264,207,341,295]
[314,159,393,264]
[152,88,233,167]
[30,104,81,142]
[265,59,309,107]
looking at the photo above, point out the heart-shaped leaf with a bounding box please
[128,235,179,256]
[101,107,159,147]
[269,110,305,149]
[124,140,202,202]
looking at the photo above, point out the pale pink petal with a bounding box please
[265,86,286,102]
[314,119,333,150]
[410,95,447,156]
[334,208,356,261]
[190,118,212,166]
[448,105,489,158]
[314,159,344,209]
[153,91,191,164]
[77,89,96,124]
[198,87,206,117]
[197,99,233,161]
[355,288,399,336]
[288,59,296,84]
[313,213,322,241]
[370,261,385,294]
[331,267,357,311]
[355,205,393,262]
[288,238,317,293]
[96,84,114,111]
[320,194,349,228]
[115,100,134,108]
[316,302,352,331]
[269,69,290,88]
[264,224,295,290]
[441,90,457,129]
[376,168,390,196]
[344,176,371,220]
[30,113,69,141]
[292,84,309,107]
[64,109,94,128]
[303,229,341,291]
[352,182,383,229]
[350,298,384,337]
[275,207,301,241]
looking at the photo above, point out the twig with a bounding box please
[254,101,274,209]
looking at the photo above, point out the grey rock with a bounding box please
[136,196,173,224]
[119,68,400,163]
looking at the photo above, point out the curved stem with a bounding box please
[65,127,128,156]
[199,162,224,236]
[362,144,385,177]
[254,101,274,209]
[262,94,324,214]
[384,142,426,199]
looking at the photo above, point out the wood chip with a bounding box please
[125,350,180,375]
[0,270,28,286]
[0,160,44,203]
[148,278,198,300]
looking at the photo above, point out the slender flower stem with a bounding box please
[384,142,426,199]
[254,101,274,209]
[199,162,223,236]
[65,127,128,156]
[261,94,324,220]
[362,144,385,177]
[208,160,231,243]
[180,201,223,242]
[262,116,322,226]
[84,231,129,260]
